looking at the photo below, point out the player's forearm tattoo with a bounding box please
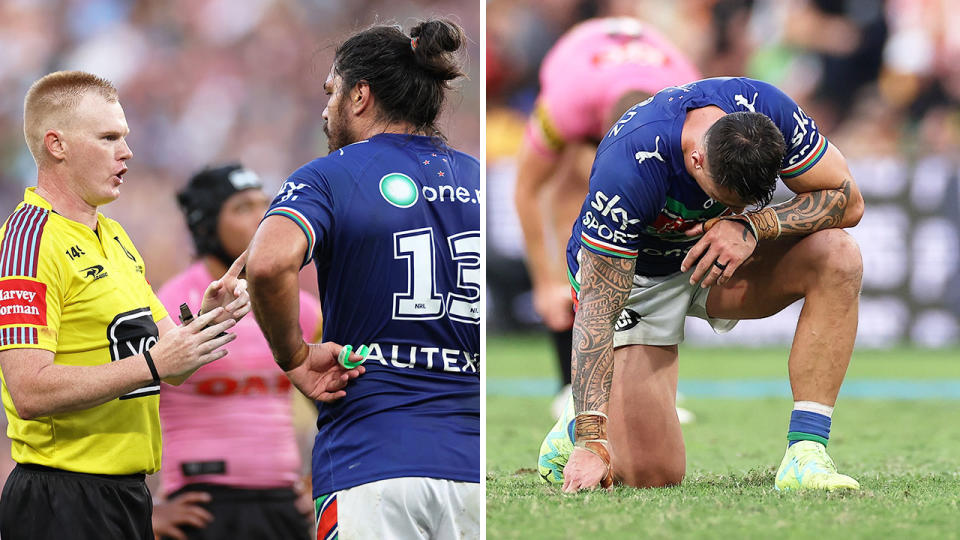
[771,179,852,235]
[571,251,634,418]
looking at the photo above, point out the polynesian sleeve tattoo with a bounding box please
[571,250,635,416]
[765,178,853,237]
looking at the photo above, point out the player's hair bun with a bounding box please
[410,19,466,83]
[333,19,468,136]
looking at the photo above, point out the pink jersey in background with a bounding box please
[527,17,702,154]
[157,262,321,494]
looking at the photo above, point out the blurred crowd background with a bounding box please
[0,0,479,497]
[487,0,960,347]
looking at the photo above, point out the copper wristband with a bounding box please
[573,411,614,488]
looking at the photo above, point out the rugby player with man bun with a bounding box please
[247,18,481,539]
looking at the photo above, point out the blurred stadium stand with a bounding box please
[487,0,960,347]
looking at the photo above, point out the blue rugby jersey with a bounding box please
[265,133,480,496]
[567,77,828,283]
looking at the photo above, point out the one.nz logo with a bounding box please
[379,173,418,208]
[81,265,108,281]
[107,308,160,399]
[614,308,642,332]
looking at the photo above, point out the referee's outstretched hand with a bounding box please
[286,342,365,403]
[151,307,237,383]
[201,250,251,324]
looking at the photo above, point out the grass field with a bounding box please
[486,334,960,539]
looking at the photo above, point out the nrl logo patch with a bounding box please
[379,173,418,208]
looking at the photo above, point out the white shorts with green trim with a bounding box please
[612,271,738,347]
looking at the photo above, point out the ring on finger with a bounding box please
[713,260,728,271]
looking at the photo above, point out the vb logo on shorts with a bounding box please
[614,308,642,332]
[380,173,418,208]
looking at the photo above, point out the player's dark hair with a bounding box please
[333,19,466,136]
[704,112,785,208]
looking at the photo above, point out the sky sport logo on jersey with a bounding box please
[380,172,481,208]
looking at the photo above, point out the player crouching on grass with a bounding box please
[537,77,864,493]
[513,16,701,423]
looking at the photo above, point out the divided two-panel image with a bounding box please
[0,1,958,539]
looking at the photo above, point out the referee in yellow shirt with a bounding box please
[0,71,250,539]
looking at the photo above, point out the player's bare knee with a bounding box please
[816,229,862,288]
[803,229,862,292]
[652,465,685,488]
[618,460,685,488]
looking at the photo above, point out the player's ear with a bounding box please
[44,130,66,161]
[690,149,705,171]
[351,81,371,115]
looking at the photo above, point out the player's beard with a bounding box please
[324,106,354,153]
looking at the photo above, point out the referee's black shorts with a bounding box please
[0,463,152,540]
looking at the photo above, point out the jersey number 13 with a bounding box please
[393,228,480,324]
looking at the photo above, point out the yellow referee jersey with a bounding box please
[0,188,168,475]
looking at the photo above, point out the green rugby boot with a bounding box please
[775,440,860,491]
[537,392,575,485]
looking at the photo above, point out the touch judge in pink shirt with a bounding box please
[153,164,320,540]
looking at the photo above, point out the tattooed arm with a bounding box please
[750,143,864,239]
[685,142,864,291]
[561,249,634,493]
[571,250,635,415]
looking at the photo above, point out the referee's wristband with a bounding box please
[143,349,161,384]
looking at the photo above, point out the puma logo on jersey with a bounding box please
[735,92,758,112]
[81,265,107,281]
[634,136,664,165]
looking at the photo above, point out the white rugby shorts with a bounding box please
[318,477,480,540]
[611,270,738,347]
